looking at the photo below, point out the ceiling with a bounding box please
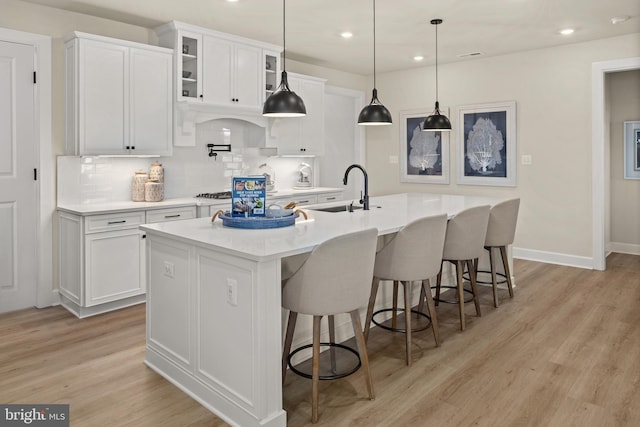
[19,0,640,75]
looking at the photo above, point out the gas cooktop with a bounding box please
[195,191,232,199]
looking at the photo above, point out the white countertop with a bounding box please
[56,187,343,215]
[140,193,508,262]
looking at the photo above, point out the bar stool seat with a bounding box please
[363,214,448,366]
[434,205,490,331]
[281,228,378,424]
[480,198,520,307]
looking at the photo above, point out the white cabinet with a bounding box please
[202,37,262,109]
[269,73,326,156]
[58,210,147,317]
[58,205,196,318]
[65,32,173,156]
[155,21,281,112]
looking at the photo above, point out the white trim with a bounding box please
[591,57,640,271]
[512,247,593,270]
[0,27,53,308]
[609,242,640,256]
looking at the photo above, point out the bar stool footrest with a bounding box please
[287,342,361,380]
[431,285,475,304]
[371,308,431,333]
[462,270,508,285]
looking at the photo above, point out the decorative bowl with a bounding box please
[182,71,192,78]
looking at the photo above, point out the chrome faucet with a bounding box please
[343,164,369,210]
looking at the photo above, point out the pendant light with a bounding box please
[263,0,306,117]
[358,0,392,126]
[422,19,451,131]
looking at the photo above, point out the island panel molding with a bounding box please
[456,101,517,187]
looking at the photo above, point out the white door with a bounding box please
[0,40,37,312]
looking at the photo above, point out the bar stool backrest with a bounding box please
[485,198,520,247]
[282,228,378,316]
[373,214,448,281]
[442,205,491,261]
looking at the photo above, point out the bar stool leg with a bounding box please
[364,277,380,342]
[500,246,514,298]
[402,281,412,366]
[311,315,322,424]
[392,281,399,329]
[350,310,375,400]
[488,247,499,307]
[328,315,337,374]
[282,310,297,384]
[468,259,482,317]
[455,260,465,331]
[435,263,443,306]
[422,279,440,347]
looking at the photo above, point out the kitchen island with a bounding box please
[140,193,510,427]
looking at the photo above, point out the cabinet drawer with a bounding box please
[271,194,318,207]
[146,206,196,223]
[317,192,343,204]
[85,211,146,233]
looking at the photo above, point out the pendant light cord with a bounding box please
[373,0,377,89]
[282,0,286,68]
[434,21,439,104]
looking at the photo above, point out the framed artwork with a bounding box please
[623,121,640,179]
[399,108,450,184]
[457,101,516,186]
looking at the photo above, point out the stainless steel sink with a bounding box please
[311,205,363,213]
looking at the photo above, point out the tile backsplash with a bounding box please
[57,118,319,205]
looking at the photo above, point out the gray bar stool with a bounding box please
[481,198,520,307]
[434,205,490,331]
[363,214,448,366]
[281,228,378,424]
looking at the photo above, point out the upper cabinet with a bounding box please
[65,32,173,156]
[268,73,326,156]
[155,21,281,114]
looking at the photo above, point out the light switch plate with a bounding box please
[521,154,533,165]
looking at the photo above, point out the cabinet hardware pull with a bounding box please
[107,220,126,225]
[142,234,146,239]
[299,200,309,204]
[165,214,181,218]
[326,197,336,200]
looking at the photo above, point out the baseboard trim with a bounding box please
[608,242,640,256]
[512,247,593,270]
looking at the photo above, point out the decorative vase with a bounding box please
[145,180,164,202]
[132,170,148,202]
[149,162,164,182]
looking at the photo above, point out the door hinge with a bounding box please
[33,168,37,181]
[33,71,36,84]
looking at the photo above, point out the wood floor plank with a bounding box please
[1,253,639,426]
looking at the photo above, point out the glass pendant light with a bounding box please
[263,0,306,117]
[423,19,451,131]
[358,0,392,126]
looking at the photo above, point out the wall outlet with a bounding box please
[389,155,399,164]
[163,261,174,278]
[521,154,533,165]
[226,278,238,306]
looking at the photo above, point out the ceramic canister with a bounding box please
[145,180,164,202]
[149,162,164,183]
[132,170,148,202]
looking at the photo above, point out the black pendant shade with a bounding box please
[358,0,391,126]
[262,70,306,117]
[422,19,451,132]
[358,89,392,125]
[262,0,306,118]
[423,101,452,131]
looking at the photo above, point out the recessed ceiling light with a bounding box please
[611,16,630,24]
[559,28,575,35]
[225,0,239,2]
[340,32,353,39]
[413,55,424,61]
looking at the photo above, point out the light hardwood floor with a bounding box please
[1,254,639,426]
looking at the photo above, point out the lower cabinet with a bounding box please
[58,205,196,318]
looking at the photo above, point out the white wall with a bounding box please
[364,33,640,263]
[608,69,640,254]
